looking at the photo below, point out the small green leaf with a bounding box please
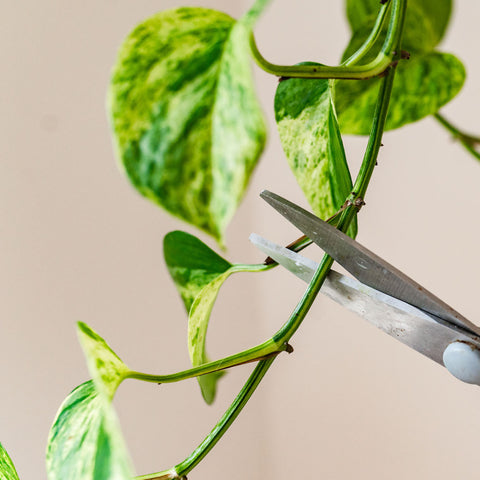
[77,322,131,400]
[46,381,133,480]
[164,230,232,312]
[164,231,231,403]
[164,230,268,403]
[346,0,452,53]
[335,51,465,135]
[0,444,20,480]
[274,65,357,238]
[108,6,267,244]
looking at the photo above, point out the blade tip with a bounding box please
[259,190,283,207]
[248,232,260,244]
[259,189,273,199]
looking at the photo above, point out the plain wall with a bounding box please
[1,1,480,479]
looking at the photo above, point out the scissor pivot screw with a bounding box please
[443,341,480,386]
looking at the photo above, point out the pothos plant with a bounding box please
[1,0,479,478]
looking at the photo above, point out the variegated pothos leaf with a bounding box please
[335,51,465,134]
[46,381,133,480]
[164,231,232,312]
[47,325,133,480]
[164,230,268,403]
[335,0,464,134]
[108,4,268,245]
[164,230,230,404]
[275,66,357,238]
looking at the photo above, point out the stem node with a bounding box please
[353,198,366,210]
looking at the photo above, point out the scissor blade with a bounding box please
[250,233,318,283]
[260,190,480,337]
[249,233,480,365]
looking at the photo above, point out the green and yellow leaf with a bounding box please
[108,5,267,244]
[164,231,232,312]
[275,66,357,238]
[164,230,268,403]
[77,322,131,401]
[335,52,465,134]
[46,381,133,480]
[336,0,463,134]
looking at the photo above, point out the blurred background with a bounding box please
[1,1,480,479]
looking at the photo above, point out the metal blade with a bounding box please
[249,233,318,283]
[249,233,480,365]
[260,190,480,337]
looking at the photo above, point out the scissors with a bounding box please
[250,190,480,386]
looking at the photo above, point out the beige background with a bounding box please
[2,1,480,479]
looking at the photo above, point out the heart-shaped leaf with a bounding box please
[335,51,465,134]
[108,5,267,244]
[164,230,268,403]
[336,0,464,134]
[274,66,357,238]
[47,324,134,480]
[46,381,133,480]
[0,444,20,480]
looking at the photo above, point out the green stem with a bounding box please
[177,356,274,477]
[142,63,401,480]
[434,112,480,162]
[249,34,390,79]
[381,0,406,57]
[136,67,401,480]
[231,263,274,273]
[352,67,398,199]
[268,71,399,344]
[342,1,391,67]
[274,2,405,345]
[250,0,405,79]
[126,267,280,385]
[136,358,275,480]
[137,4,406,479]
[126,338,284,384]
[273,65,402,345]
[272,254,333,344]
